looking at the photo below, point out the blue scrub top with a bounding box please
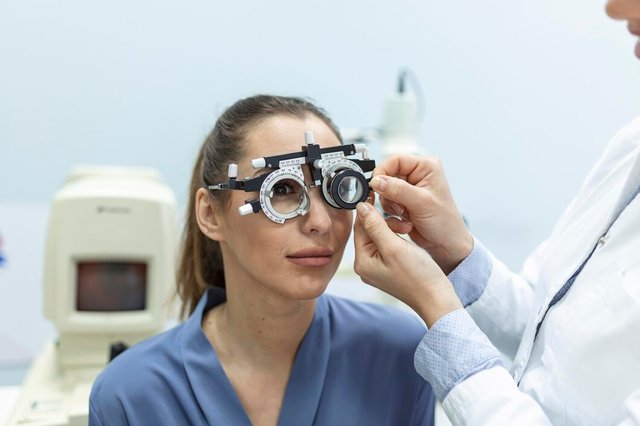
[89,288,435,425]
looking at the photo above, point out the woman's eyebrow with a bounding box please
[251,167,273,178]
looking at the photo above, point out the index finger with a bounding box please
[354,202,402,257]
[373,155,441,186]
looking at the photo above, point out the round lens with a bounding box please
[268,178,305,214]
[337,176,364,203]
[327,168,369,209]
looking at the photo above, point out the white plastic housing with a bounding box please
[238,203,255,216]
[381,92,422,155]
[42,165,178,368]
[251,158,266,168]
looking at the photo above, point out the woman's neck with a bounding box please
[200,282,318,426]
[203,283,316,367]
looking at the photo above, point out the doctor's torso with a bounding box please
[513,118,640,424]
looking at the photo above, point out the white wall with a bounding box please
[0,205,53,367]
[1,0,639,376]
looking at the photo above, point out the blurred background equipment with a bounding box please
[380,68,425,156]
[342,68,425,161]
[5,166,178,426]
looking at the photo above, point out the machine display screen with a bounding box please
[76,261,147,312]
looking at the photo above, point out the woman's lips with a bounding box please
[287,249,333,267]
[287,256,332,267]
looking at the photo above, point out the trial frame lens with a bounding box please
[337,175,364,203]
[268,178,306,214]
[328,169,369,209]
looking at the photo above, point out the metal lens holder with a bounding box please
[259,164,310,223]
[207,130,375,224]
[321,160,369,209]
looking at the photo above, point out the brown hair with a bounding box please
[176,94,342,317]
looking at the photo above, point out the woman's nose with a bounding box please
[300,188,332,234]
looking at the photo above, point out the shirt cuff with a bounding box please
[414,309,503,401]
[447,237,492,307]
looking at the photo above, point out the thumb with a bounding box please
[370,175,430,214]
[355,203,400,255]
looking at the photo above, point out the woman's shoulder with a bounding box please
[90,325,184,403]
[322,294,426,348]
[89,322,210,425]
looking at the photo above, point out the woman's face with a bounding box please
[213,114,353,301]
[606,0,640,58]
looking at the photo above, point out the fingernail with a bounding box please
[390,202,405,216]
[371,176,387,192]
[356,202,371,218]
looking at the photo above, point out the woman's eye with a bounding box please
[273,183,294,196]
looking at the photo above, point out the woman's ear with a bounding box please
[195,188,226,242]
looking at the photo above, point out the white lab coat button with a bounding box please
[597,234,608,246]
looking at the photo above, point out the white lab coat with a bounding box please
[442,117,640,425]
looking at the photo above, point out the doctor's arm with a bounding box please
[367,156,537,358]
[352,204,640,425]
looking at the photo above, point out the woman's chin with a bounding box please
[287,280,331,301]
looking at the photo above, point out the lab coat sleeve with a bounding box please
[416,296,640,425]
[447,238,493,307]
[460,239,543,361]
[621,391,640,426]
[414,309,504,401]
[414,306,550,423]
[425,301,640,425]
[442,368,640,426]
[442,366,551,425]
